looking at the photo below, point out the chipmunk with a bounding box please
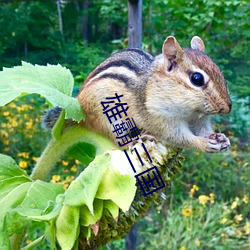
[43,36,232,153]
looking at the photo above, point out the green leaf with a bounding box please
[27,198,63,222]
[3,210,31,237]
[65,142,96,165]
[0,62,85,122]
[0,154,30,181]
[20,181,64,213]
[0,231,10,250]
[45,220,56,249]
[56,205,80,250]
[0,176,32,201]
[80,226,92,240]
[64,153,110,213]
[103,200,119,219]
[0,182,32,218]
[79,199,103,226]
[96,166,136,212]
[0,154,65,245]
[52,109,65,139]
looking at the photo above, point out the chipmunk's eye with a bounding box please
[190,72,204,87]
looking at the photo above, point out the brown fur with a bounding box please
[77,36,231,152]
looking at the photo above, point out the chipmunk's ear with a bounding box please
[162,36,184,62]
[191,36,205,52]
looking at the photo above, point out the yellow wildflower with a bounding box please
[19,161,28,169]
[3,138,9,145]
[244,221,250,234]
[75,159,81,165]
[18,152,29,159]
[32,157,39,162]
[198,195,210,206]
[66,176,75,182]
[221,162,228,167]
[232,150,237,156]
[62,160,69,166]
[182,207,192,217]
[231,198,239,209]
[179,247,186,250]
[189,184,199,197]
[3,111,9,116]
[11,119,18,127]
[221,232,227,238]
[70,165,77,172]
[17,105,30,112]
[0,130,8,138]
[51,175,61,183]
[4,147,10,152]
[194,238,201,247]
[220,217,228,224]
[243,195,248,204]
[26,121,33,129]
[63,182,69,189]
[209,193,215,204]
[234,214,243,224]
[9,103,16,108]
[236,229,242,237]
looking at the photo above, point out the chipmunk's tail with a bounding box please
[41,106,62,130]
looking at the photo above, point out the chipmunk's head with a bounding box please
[151,36,232,116]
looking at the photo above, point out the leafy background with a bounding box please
[0,0,249,249]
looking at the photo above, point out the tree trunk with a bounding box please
[128,0,142,49]
[56,0,63,36]
[82,0,89,41]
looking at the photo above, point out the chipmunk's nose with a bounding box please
[219,101,232,114]
[228,101,232,112]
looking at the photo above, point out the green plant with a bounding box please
[138,193,249,250]
[0,62,182,249]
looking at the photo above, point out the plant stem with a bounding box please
[30,126,117,181]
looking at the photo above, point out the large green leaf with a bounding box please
[63,153,110,213]
[0,154,30,181]
[65,142,96,166]
[79,199,103,227]
[0,176,31,201]
[56,205,80,250]
[20,181,64,212]
[0,62,85,122]
[103,200,119,219]
[64,151,136,214]
[0,154,65,248]
[96,165,136,212]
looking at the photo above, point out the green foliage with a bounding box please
[138,197,249,249]
[0,1,249,249]
[0,154,64,249]
[0,63,182,249]
[0,0,249,100]
[0,62,84,121]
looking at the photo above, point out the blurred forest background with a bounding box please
[0,0,249,249]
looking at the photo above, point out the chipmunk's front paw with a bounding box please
[206,133,230,152]
[128,133,156,152]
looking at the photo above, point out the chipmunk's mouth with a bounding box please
[204,100,232,115]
